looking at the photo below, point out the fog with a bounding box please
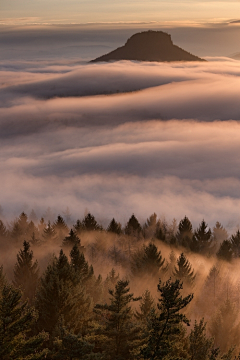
[1,53,240,229]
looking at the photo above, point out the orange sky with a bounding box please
[1,0,240,25]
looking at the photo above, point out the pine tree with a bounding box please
[51,328,94,360]
[36,249,91,339]
[62,229,83,249]
[103,269,119,302]
[205,266,220,302]
[94,279,142,360]
[70,244,91,284]
[217,240,233,262]
[35,250,74,336]
[135,289,155,322]
[167,250,177,274]
[131,242,165,278]
[0,283,48,360]
[13,241,39,303]
[230,230,240,258]
[209,299,240,353]
[53,215,69,242]
[11,212,29,244]
[155,223,167,242]
[105,268,119,287]
[141,278,193,360]
[173,253,196,287]
[30,232,41,246]
[107,218,122,235]
[213,222,228,244]
[193,220,212,254]
[28,220,40,240]
[42,221,57,243]
[189,318,213,360]
[82,213,102,231]
[125,214,142,237]
[143,213,157,239]
[73,219,84,235]
[177,216,193,248]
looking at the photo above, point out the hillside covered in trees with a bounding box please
[1,210,240,359]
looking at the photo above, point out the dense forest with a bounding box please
[1,210,240,359]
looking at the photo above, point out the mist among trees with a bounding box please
[1,210,240,359]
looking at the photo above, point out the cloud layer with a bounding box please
[1,58,240,229]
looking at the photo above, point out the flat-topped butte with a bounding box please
[91,30,205,63]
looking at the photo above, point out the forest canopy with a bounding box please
[0,210,240,359]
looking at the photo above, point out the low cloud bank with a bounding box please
[1,60,240,227]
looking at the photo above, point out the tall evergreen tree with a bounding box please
[82,213,102,231]
[42,221,57,243]
[11,212,29,244]
[217,240,233,262]
[141,278,193,360]
[107,218,122,235]
[73,219,84,236]
[70,244,91,284]
[205,266,220,302]
[131,242,165,278]
[143,213,157,239]
[35,250,74,336]
[193,220,212,254]
[125,214,142,237]
[53,215,69,242]
[189,318,213,360]
[230,230,240,258]
[36,248,91,339]
[94,279,142,360]
[177,216,193,248]
[105,268,119,288]
[135,289,155,322]
[28,220,39,239]
[213,222,228,245]
[209,299,240,353]
[62,229,83,249]
[173,253,196,287]
[155,222,167,242]
[13,241,39,303]
[0,284,48,360]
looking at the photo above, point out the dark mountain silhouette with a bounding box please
[91,31,205,63]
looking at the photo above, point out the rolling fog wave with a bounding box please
[1,59,240,228]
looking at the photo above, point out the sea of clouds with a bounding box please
[1,44,240,229]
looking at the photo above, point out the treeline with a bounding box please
[1,211,240,359]
[0,211,239,261]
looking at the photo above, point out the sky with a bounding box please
[1,0,240,24]
[1,0,240,230]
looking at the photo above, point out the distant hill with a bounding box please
[91,31,205,63]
